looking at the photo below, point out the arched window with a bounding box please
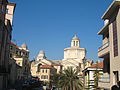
[74,41,75,46]
[76,41,78,46]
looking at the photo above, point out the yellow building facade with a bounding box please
[9,42,30,81]
[31,51,62,83]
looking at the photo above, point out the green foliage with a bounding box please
[54,67,83,90]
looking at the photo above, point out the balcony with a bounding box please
[98,42,109,58]
[88,80,95,86]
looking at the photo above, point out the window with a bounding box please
[22,52,25,55]
[113,71,119,84]
[79,63,81,68]
[41,75,44,79]
[6,8,9,14]
[19,51,21,56]
[16,50,18,54]
[76,41,78,46]
[42,69,44,73]
[18,62,20,65]
[10,53,12,58]
[10,46,13,50]
[74,41,75,46]
[113,20,118,57]
[41,75,48,79]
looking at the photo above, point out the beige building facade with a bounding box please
[9,42,30,81]
[98,0,120,89]
[31,51,62,83]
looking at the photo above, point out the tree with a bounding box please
[56,67,83,90]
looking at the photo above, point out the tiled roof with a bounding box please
[10,41,16,46]
[88,61,103,69]
[41,65,54,69]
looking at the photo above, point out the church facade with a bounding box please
[61,35,87,75]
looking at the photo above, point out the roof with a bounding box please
[52,63,62,66]
[88,61,103,69]
[10,41,16,46]
[72,35,79,40]
[10,42,20,49]
[102,0,120,19]
[8,2,16,6]
[40,65,54,69]
[97,23,109,35]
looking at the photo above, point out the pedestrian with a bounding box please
[111,85,119,90]
[117,81,120,89]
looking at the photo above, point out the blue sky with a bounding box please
[10,0,113,61]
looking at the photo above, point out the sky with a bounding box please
[9,0,113,61]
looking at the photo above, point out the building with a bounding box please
[98,0,120,89]
[31,51,62,83]
[37,65,56,83]
[5,2,16,25]
[83,61,103,90]
[0,1,16,89]
[9,42,30,81]
[61,35,86,75]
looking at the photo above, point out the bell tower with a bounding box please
[71,35,80,48]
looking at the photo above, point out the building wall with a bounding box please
[64,48,85,60]
[39,68,51,82]
[0,0,13,89]
[109,7,120,87]
[98,2,120,89]
[9,43,30,81]
[5,3,15,25]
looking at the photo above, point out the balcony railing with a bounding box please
[98,42,109,52]
[88,80,95,85]
[99,75,110,83]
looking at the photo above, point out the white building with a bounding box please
[61,35,86,74]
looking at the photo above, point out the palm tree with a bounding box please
[58,67,83,90]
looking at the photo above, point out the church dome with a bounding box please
[21,43,28,49]
[39,50,45,55]
[72,35,79,40]
[36,50,46,60]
